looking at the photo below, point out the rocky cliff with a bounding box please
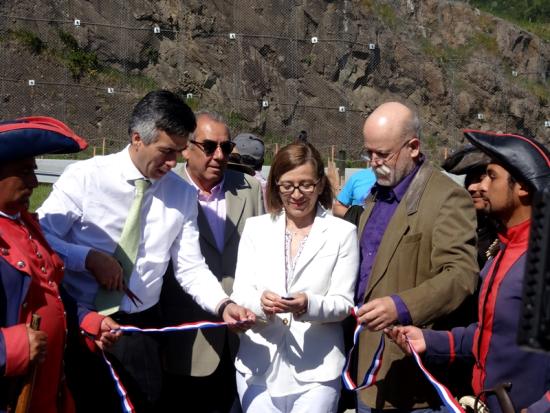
[0,0,548,161]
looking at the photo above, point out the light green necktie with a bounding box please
[95,178,151,315]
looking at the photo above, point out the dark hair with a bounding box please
[128,90,196,144]
[266,143,333,214]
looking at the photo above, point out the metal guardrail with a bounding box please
[36,159,464,186]
[37,159,365,184]
[36,159,77,183]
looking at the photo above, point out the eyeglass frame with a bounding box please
[190,139,236,156]
[277,179,321,195]
[360,138,413,164]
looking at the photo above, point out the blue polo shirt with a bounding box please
[337,168,376,206]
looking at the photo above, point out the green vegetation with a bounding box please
[57,30,100,80]
[470,0,550,40]
[376,3,397,29]
[360,0,397,29]
[184,96,201,111]
[6,29,46,54]
[420,30,498,67]
[227,111,248,131]
[1,27,158,91]
[99,67,158,92]
[519,78,550,105]
[29,183,52,212]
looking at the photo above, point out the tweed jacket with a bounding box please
[356,162,479,409]
[160,167,264,376]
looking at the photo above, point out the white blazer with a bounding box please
[231,207,359,384]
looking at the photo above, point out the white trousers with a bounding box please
[236,371,340,413]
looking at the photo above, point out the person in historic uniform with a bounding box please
[0,117,120,413]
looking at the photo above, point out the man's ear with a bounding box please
[516,180,531,199]
[408,137,420,158]
[181,145,191,161]
[131,132,142,148]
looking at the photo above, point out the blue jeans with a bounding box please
[356,397,450,413]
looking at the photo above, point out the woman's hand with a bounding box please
[260,290,282,316]
[279,293,308,317]
[260,291,308,317]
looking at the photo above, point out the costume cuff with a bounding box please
[423,329,455,365]
[80,311,105,352]
[1,325,30,376]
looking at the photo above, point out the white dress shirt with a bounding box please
[37,146,228,314]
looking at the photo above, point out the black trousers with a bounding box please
[159,343,241,413]
[65,305,163,413]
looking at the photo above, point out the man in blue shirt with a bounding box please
[333,168,376,218]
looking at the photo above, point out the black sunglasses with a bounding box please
[190,139,236,156]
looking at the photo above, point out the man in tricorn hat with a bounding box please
[442,145,496,268]
[0,117,120,413]
[389,130,550,413]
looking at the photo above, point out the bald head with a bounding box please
[362,102,421,187]
[363,102,420,147]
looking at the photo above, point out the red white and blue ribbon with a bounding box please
[100,319,237,413]
[342,308,385,390]
[342,307,465,413]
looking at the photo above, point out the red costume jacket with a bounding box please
[0,211,75,413]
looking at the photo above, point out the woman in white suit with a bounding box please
[231,143,359,413]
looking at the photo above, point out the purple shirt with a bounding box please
[355,160,424,325]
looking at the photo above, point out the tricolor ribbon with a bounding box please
[341,307,465,413]
[100,319,240,413]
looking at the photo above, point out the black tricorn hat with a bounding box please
[442,144,490,176]
[0,116,88,162]
[463,129,550,192]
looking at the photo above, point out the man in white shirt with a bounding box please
[160,112,264,412]
[38,91,255,413]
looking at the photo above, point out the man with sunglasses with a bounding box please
[160,111,264,412]
[353,102,478,412]
[38,92,255,412]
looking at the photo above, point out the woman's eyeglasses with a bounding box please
[190,139,236,156]
[277,180,320,195]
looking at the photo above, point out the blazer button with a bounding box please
[17,260,25,268]
[282,318,288,325]
[1,248,9,256]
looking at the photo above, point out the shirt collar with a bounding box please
[121,145,149,184]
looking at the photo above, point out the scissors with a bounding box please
[123,283,143,306]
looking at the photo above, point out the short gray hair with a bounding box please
[402,107,421,141]
[128,90,196,144]
[191,110,231,140]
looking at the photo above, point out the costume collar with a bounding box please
[497,218,531,246]
[0,210,20,220]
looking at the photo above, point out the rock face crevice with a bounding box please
[0,0,548,161]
